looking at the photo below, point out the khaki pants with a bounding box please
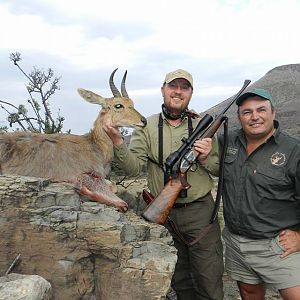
[166,194,224,300]
[223,226,300,289]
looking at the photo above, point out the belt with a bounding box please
[173,202,194,208]
[172,192,211,209]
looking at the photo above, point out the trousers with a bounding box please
[165,193,224,300]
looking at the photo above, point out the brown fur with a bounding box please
[0,87,146,211]
[0,131,109,180]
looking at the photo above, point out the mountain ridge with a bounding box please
[204,63,300,138]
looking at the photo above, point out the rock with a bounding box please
[0,273,52,300]
[0,175,177,300]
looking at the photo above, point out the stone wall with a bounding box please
[0,175,177,300]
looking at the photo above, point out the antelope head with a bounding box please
[78,68,147,128]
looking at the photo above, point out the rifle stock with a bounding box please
[142,176,184,224]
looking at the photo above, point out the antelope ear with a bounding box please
[77,88,106,106]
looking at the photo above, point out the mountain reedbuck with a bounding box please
[0,69,147,212]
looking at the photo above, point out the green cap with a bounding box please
[236,88,273,106]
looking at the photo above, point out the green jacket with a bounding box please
[114,113,219,204]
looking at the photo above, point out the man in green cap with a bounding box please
[220,88,300,299]
[104,69,224,299]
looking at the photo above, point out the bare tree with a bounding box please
[0,52,66,133]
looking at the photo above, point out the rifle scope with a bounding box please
[164,113,213,172]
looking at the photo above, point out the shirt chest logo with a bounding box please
[227,147,238,155]
[270,152,286,166]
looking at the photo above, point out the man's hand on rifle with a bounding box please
[193,138,213,166]
[102,114,124,146]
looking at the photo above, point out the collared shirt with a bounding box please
[221,121,300,239]
[114,113,219,204]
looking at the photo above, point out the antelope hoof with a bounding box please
[114,199,129,213]
[78,185,128,213]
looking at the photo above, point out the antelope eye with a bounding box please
[114,104,124,109]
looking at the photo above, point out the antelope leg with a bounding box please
[76,173,128,213]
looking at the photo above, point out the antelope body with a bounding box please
[0,69,147,212]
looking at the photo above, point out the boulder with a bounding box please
[0,175,177,300]
[0,273,52,300]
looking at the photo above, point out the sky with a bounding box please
[0,0,299,133]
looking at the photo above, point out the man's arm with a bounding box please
[279,159,300,257]
[279,229,300,258]
[113,129,148,176]
[103,117,149,177]
[194,135,219,176]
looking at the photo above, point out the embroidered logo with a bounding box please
[270,152,286,166]
[227,147,238,155]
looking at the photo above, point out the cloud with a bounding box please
[1,0,300,133]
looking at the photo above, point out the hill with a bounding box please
[204,64,300,138]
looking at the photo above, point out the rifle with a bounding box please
[142,79,251,224]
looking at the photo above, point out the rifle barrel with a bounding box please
[219,79,251,115]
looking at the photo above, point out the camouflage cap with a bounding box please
[236,88,273,106]
[164,69,193,88]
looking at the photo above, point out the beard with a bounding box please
[163,103,187,120]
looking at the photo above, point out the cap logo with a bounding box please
[270,152,286,166]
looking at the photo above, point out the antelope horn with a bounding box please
[109,68,121,97]
[121,70,129,98]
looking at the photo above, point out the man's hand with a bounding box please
[193,138,213,165]
[102,114,123,146]
[279,229,300,258]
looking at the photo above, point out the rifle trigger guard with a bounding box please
[190,163,198,172]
